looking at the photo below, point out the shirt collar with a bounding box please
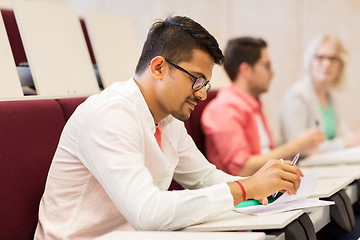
[129,77,173,134]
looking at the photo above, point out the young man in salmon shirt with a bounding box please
[202,37,325,177]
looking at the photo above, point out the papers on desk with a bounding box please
[235,168,334,215]
[299,146,360,167]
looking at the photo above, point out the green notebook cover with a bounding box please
[235,198,276,208]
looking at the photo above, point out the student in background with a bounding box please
[280,34,360,154]
[281,33,360,240]
[201,37,325,177]
[35,17,303,239]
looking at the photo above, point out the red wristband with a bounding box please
[235,181,246,201]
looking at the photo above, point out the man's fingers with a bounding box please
[279,170,302,195]
[281,163,303,177]
[278,181,298,195]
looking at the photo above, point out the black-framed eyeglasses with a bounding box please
[164,58,211,92]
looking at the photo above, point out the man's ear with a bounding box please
[149,56,166,80]
[239,62,252,78]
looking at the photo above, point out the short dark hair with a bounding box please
[224,37,267,81]
[135,16,224,74]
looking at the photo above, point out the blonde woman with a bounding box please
[280,34,360,154]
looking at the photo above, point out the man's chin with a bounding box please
[171,111,191,122]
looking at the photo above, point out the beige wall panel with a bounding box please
[302,0,360,132]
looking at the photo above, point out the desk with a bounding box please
[303,165,360,204]
[345,183,359,205]
[301,165,360,179]
[97,231,266,240]
[309,176,354,199]
[181,172,353,237]
[181,209,303,232]
[305,205,331,232]
[182,209,322,240]
[308,175,357,233]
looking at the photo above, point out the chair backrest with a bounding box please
[184,90,218,156]
[0,99,66,240]
[80,19,96,64]
[1,9,27,65]
[56,97,87,121]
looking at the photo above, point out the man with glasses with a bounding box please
[201,37,325,177]
[35,18,303,239]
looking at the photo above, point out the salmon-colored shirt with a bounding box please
[201,85,275,175]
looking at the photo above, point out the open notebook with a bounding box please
[235,168,334,215]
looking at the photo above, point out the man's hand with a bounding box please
[228,159,303,206]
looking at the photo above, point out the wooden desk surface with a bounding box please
[309,176,354,198]
[181,209,303,232]
[301,164,360,179]
[97,231,266,240]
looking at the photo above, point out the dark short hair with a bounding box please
[135,16,224,74]
[224,37,267,81]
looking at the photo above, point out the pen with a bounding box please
[291,152,300,166]
[315,120,320,129]
[272,153,300,198]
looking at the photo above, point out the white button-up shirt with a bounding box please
[35,78,239,239]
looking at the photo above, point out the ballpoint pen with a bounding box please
[291,152,300,166]
[272,153,300,198]
[315,120,320,129]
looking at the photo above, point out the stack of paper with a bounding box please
[235,169,334,215]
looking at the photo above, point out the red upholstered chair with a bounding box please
[80,19,96,65]
[1,9,27,66]
[184,90,218,156]
[0,100,66,240]
[56,97,87,121]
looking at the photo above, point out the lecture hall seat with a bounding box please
[56,97,87,120]
[185,90,218,156]
[1,9,27,65]
[0,100,66,240]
